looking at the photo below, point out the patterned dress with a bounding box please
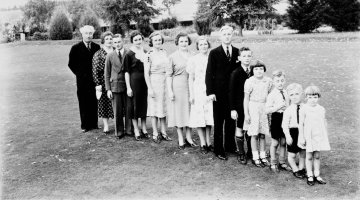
[92,48,114,119]
[145,48,168,118]
[186,53,214,128]
[243,76,272,136]
[299,104,330,152]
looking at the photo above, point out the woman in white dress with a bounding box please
[187,36,214,154]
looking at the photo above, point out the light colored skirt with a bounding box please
[188,96,213,128]
[243,101,269,136]
[167,75,190,128]
[147,74,166,118]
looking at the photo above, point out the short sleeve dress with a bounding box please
[166,50,191,128]
[299,104,330,152]
[145,48,168,118]
[92,48,114,119]
[123,48,148,119]
[243,76,272,136]
[186,53,214,128]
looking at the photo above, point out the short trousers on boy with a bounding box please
[235,107,245,128]
[270,112,285,139]
[287,128,302,153]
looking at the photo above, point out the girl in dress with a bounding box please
[243,60,272,167]
[187,36,213,154]
[124,30,149,141]
[144,32,172,143]
[298,86,330,186]
[92,31,114,134]
[167,33,197,150]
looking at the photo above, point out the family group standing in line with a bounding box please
[68,25,331,186]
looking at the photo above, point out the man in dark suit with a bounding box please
[68,25,100,132]
[206,25,239,160]
[230,47,253,164]
[105,34,131,139]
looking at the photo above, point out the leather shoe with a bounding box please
[152,135,161,143]
[178,144,185,150]
[315,176,326,184]
[293,171,305,179]
[216,154,228,161]
[270,164,280,173]
[237,154,247,165]
[135,135,142,141]
[161,133,172,141]
[307,176,315,186]
[141,132,150,139]
[200,146,208,154]
[185,139,198,147]
[115,134,125,140]
[207,145,214,152]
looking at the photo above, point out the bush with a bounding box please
[286,0,324,33]
[161,26,196,38]
[137,20,153,37]
[194,19,212,35]
[158,17,178,29]
[78,10,101,39]
[49,10,73,40]
[323,0,360,32]
[32,32,49,40]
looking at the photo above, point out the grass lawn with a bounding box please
[1,32,359,199]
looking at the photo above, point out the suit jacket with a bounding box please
[205,45,240,101]
[68,41,100,87]
[229,64,250,111]
[104,48,129,93]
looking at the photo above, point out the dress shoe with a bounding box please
[141,132,150,139]
[103,130,111,135]
[178,144,185,150]
[293,171,305,179]
[135,135,142,141]
[115,134,125,140]
[260,158,270,167]
[207,145,214,152]
[278,163,292,172]
[216,154,228,161]
[185,139,198,147]
[307,176,315,186]
[152,135,161,143]
[237,154,247,165]
[252,159,265,168]
[315,176,326,184]
[299,168,307,177]
[200,146,208,154]
[270,164,280,173]
[160,133,172,141]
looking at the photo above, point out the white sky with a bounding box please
[0,0,28,8]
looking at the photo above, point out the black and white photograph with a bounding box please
[0,0,359,199]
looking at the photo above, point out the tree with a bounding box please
[162,0,181,16]
[49,9,73,40]
[323,0,360,32]
[67,0,89,31]
[22,0,56,33]
[100,0,159,35]
[286,0,325,33]
[203,0,279,36]
[78,9,101,39]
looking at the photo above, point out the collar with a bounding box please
[221,44,232,54]
[83,41,91,47]
[116,48,125,55]
[241,64,250,72]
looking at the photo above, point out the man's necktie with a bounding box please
[245,67,250,77]
[118,50,122,61]
[226,46,231,61]
[297,105,300,123]
[87,43,91,51]
[280,90,285,100]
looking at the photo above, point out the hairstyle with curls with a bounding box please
[239,47,251,56]
[195,36,211,50]
[130,30,144,43]
[286,83,303,95]
[304,85,321,98]
[249,60,266,76]
[100,31,113,44]
[175,32,192,46]
[272,70,285,78]
[148,31,164,47]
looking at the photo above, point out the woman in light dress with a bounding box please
[187,36,214,154]
[144,32,172,143]
[167,33,197,150]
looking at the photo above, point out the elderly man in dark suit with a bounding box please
[68,25,100,132]
[206,25,239,160]
[105,34,131,139]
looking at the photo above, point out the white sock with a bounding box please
[252,151,259,160]
[260,151,266,159]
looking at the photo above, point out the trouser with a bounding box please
[77,84,98,130]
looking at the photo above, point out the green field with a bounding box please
[1,32,359,199]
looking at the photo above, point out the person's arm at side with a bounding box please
[123,54,132,97]
[92,52,102,91]
[104,54,112,99]
[298,107,306,147]
[244,92,250,124]
[205,50,216,101]
[144,53,154,98]
[282,108,293,145]
[229,70,238,120]
[166,56,175,101]
[187,58,195,104]
[68,45,80,76]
